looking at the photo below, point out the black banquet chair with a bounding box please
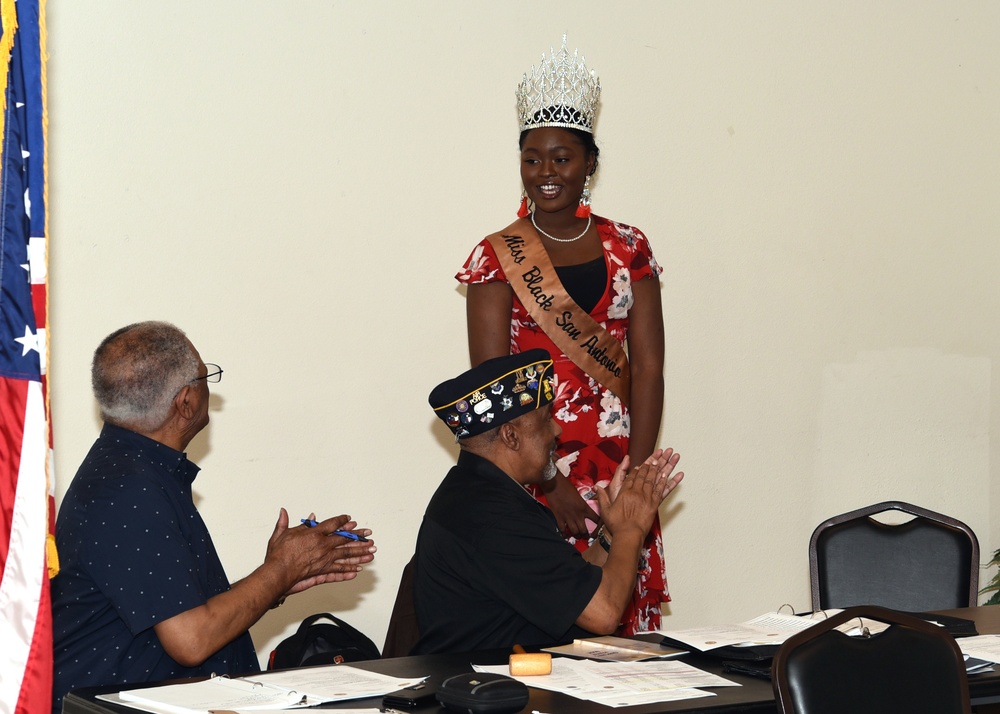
[382,556,419,658]
[809,500,979,612]
[772,605,972,714]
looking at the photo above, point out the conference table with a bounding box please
[63,606,1000,714]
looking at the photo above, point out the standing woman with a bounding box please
[456,37,668,634]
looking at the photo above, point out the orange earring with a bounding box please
[517,191,530,218]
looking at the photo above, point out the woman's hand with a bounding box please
[543,473,599,539]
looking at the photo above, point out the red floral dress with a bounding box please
[456,215,668,634]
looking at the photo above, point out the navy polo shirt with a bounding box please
[52,423,258,713]
[413,450,602,654]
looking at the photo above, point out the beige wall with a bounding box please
[48,1,999,662]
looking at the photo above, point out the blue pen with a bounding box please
[300,518,369,542]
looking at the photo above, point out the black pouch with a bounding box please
[267,613,380,670]
[436,672,529,714]
[382,680,438,708]
[908,611,978,638]
[721,659,774,680]
[660,636,778,662]
[660,635,779,681]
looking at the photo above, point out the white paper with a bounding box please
[251,666,424,701]
[109,667,424,714]
[118,678,308,714]
[592,660,740,690]
[473,659,600,696]
[586,687,714,707]
[657,611,814,650]
[657,610,889,651]
[543,635,685,662]
[473,656,739,707]
[959,634,1000,663]
[99,699,382,714]
[213,711,381,714]
[98,693,191,714]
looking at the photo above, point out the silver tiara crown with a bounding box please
[516,34,601,134]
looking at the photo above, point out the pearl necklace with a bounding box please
[531,212,591,243]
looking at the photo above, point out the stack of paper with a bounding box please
[543,635,686,662]
[958,635,1000,666]
[101,667,425,714]
[474,658,739,708]
[657,610,889,651]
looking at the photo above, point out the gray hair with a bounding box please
[92,321,200,432]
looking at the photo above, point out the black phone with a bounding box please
[382,680,437,708]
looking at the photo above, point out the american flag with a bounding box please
[0,1,54,713]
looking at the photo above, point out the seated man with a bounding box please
[412,349,683,654]
[52,321,376,712]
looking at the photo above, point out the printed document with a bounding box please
[473,657,738,707]
[105,668,423,714]
[543,635,686,662]
[959,635,1000,664]
[657,610,889,651]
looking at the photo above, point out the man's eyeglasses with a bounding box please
[193,363,224,383]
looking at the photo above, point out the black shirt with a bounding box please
[555,256,607,314]
[412,451,602,654]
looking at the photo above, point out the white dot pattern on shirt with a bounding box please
[52,430,253,708]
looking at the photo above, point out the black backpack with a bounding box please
[267,613,380,669]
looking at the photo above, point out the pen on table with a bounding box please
[300,518,370,542]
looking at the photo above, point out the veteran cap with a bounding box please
[429,349,555,439]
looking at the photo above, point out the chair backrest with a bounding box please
[772,605,972,714]
[382,556,420,658]
[809,500,979,612]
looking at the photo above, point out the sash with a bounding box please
[487,218,631,407]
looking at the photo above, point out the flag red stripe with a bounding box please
[0,376,29,565]
[18,579,52,714]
